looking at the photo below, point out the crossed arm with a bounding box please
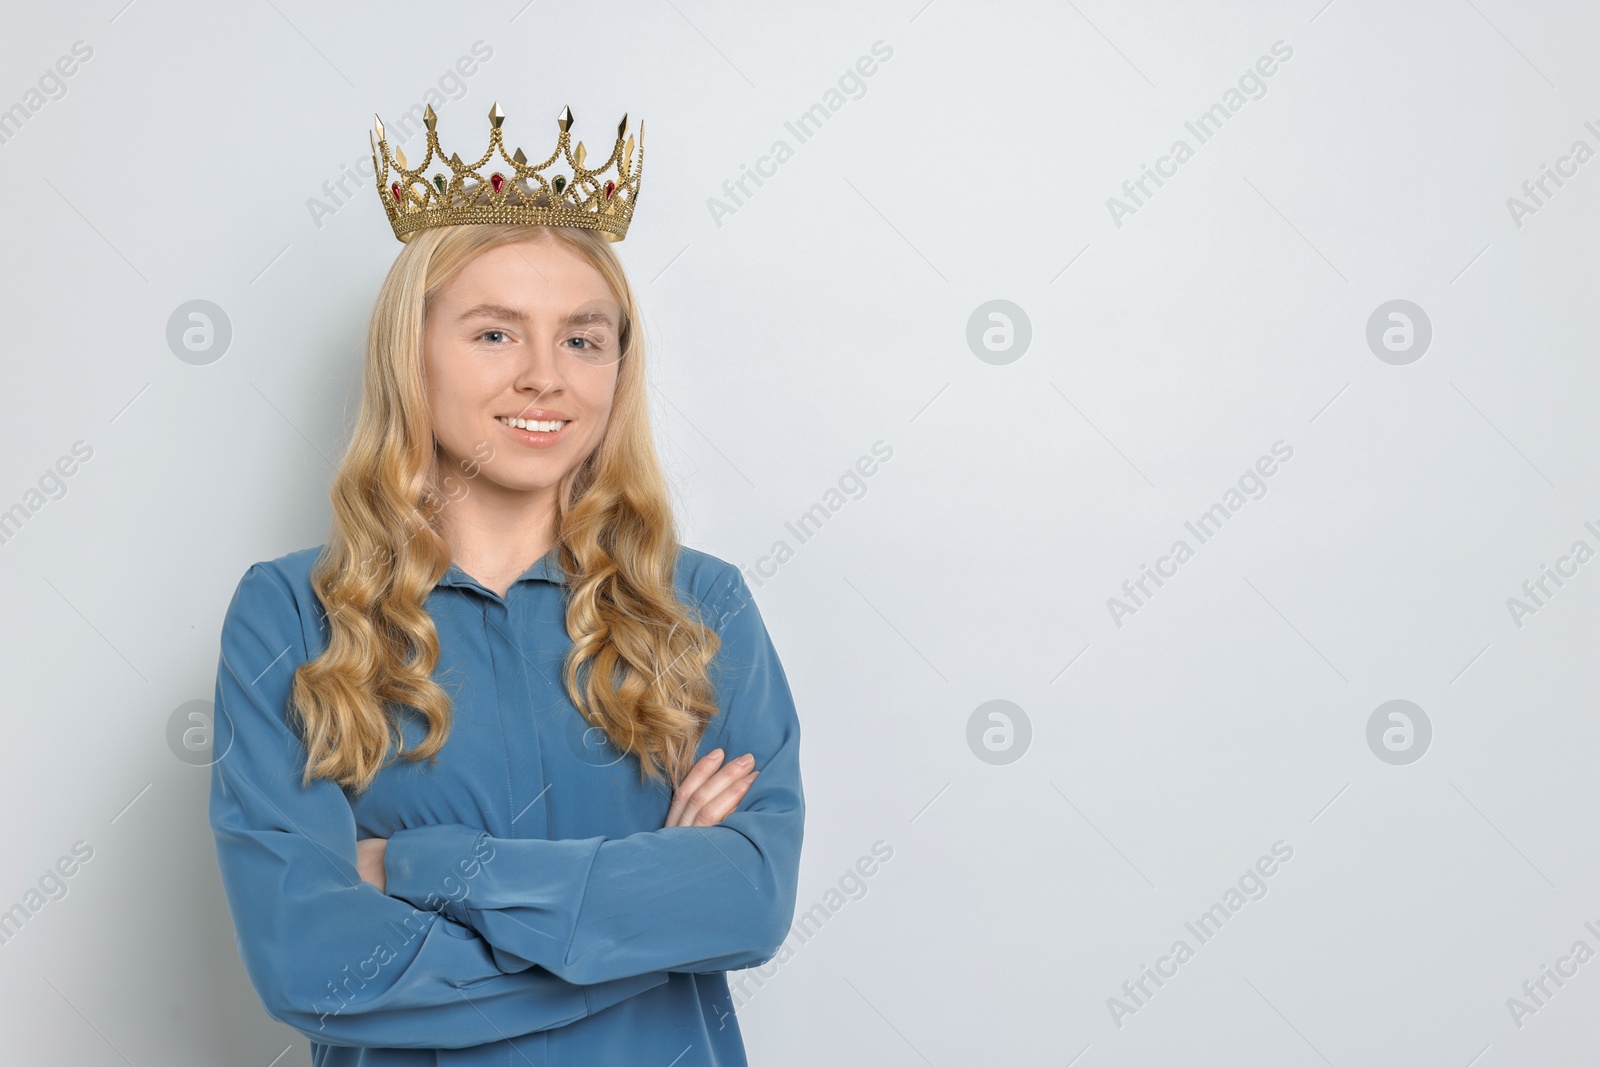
[356,746,761,890]
[366,568,805,986]
[209,561,803,1048]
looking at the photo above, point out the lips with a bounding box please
[495,416,570,449]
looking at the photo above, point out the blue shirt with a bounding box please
[208,543,804,1065]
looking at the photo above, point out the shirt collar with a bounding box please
[434,544,567,593]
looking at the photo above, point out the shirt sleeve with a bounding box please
[382,565,805,987]
[208,563,669,1050]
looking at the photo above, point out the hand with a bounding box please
[356,836,387,893]
[664,748,759,828]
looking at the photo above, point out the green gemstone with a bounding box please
[432,174,445,193]
[552,175,566,194]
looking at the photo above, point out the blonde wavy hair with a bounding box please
[290,223,721,795]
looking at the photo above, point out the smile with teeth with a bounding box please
[497,416,568,433]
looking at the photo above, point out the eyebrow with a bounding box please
[456,303,618,328]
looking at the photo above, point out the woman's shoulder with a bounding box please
[223,544,329,635]
[672,543,747,608]
[239,544,325,595]
[672,547,752,630]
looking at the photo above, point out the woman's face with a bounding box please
[423,235,623,505]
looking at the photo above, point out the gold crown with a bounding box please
[370,101,643,243]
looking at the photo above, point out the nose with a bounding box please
[513,336,565,402]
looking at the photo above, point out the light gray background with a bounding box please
[2,1,1597,1064]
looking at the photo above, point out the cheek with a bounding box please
[422,344,452,408]
[582,372,620,425]
[427,348,490,414]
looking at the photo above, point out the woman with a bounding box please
[208,218,804,1065]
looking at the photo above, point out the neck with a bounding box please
[433,466,560,590]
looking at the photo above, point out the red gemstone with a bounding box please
[391,182,403,202]
[603,180,615,200]
[490,172,504,193]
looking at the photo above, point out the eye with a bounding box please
[477,329,510,344]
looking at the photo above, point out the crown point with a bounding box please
[370,100,641,243]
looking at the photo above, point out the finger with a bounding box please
[666,749,726,826]
[690,768,759,827]
[678,755,756,825]
[694,771,759,827]
[666,749,732,827]
[673,752,749,825]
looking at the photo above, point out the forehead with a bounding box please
[438,237,616,311]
